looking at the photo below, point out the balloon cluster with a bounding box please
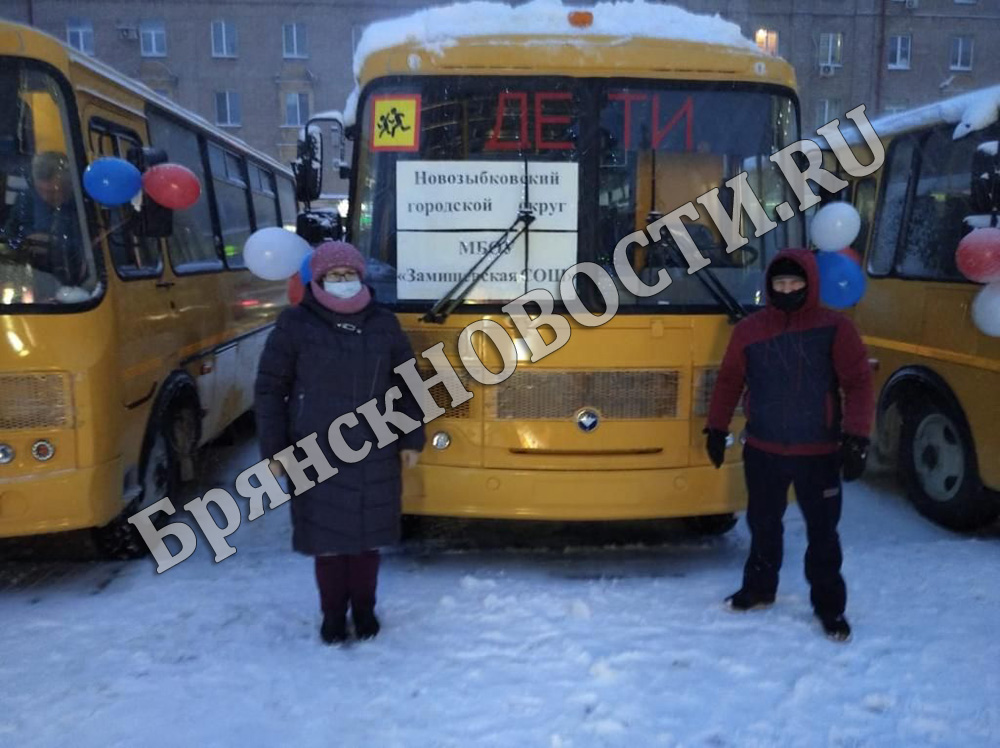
[956,227,1000,337]
[241,226,313,305]
[83,157,201,210]
[809,202,865,309]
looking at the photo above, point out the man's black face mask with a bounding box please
[770,287,808,312]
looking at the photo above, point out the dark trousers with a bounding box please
[742,445,846,618]
[314,551,380,615]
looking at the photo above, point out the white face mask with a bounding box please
[323,279,362,299]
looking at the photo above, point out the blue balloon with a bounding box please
[816,251,866,309]
[299,252,313,285]
[83,157,142,207]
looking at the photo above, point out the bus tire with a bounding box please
[93,410,182,559]
[684,513,737,535]
[898,399,998,531]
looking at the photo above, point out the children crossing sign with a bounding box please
[370,94,421,151]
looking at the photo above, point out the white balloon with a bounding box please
[243,227,311,281]
[972,282,1000,337]
[810,202,862,252]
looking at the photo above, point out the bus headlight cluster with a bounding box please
[0,444,14,464]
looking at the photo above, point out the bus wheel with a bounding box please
[93,415,180,559]
[899,400,998,531]
[684,513,737,535]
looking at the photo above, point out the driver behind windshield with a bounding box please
[2,150,87,286]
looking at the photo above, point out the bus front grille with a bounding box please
[0,373,73,430]
[417,364,473,419]
[487,370,680,420]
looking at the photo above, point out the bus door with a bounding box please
[84,113,174,414]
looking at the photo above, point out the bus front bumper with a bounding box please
[403,462,747,521]
[0,459,122,538]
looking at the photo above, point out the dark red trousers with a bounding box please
[314,551,380,615]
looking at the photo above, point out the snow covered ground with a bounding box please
[1,428,998,748]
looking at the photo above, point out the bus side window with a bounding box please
[276,174,297,231]
[249,164,279,230]
[854,177,877,262]
[208,144,252,268]
[88,120,162,278]
[147,109,221,274]
[870,135,916,277]
[896,127,981,282]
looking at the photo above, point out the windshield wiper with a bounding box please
[647,214,748,324]
[643,149,747,323]
[422,156,535,324]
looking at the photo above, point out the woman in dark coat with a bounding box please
[254,241,425,644]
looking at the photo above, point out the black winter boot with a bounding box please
[725,587,776,611]
[320,613,349,645]
[818,613,852,642]
[352,608,381,640]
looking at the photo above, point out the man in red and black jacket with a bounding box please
[705,248,874,642]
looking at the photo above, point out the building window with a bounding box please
[754,29,779,57]
[283,23,307,58]
[140,20,167,57]
[818,32,843,67]
[816,98,842,131]
[211,20,237,58]
[216,91,242,127]
[285,92,309,126]
[887,35,911,69]
[66,18,94,55]
[950,36,973,71]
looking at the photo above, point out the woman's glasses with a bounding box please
[324,271,359,282]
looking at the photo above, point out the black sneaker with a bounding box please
[724,588,776,611]
[320,613,348,645]
[819,614,852,642]
[352,608,381,640]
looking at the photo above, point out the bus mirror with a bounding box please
[292,125,323,205]
[126,145,168,172]
[329,117,349,180]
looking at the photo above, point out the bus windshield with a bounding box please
[352,77,802,312]
[0,61,99,308]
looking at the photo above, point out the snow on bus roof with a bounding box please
[841,84,1000,145]
[345,0,762,125]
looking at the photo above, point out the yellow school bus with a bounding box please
[824,89,1000,530]
[0,22,295,554]
[313,4,804,530]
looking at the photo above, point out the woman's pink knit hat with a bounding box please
[309,241,366,280]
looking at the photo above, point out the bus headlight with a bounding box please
[431,431,451,450]
[0,444,14,464]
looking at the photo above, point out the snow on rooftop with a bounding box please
[344,0,762,125]
[858,85,1000,143]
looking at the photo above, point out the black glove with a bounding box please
[840,435,870,482]
[703,427,728,469]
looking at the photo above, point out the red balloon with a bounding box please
[287,274,305,305]
[142,163,201,210]
[840,247,862,265]
[956,228,1000,283]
